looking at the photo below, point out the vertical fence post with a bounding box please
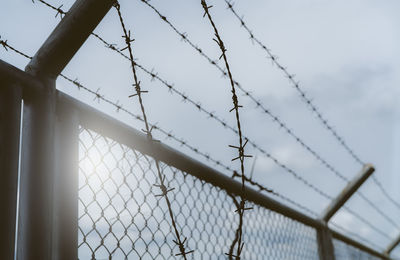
[317,223,335,260]
[17,78,56,260]
[317,164,375,260]
[0,82,22,260]
[53,102,79,260]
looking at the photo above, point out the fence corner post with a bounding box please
[53,99,79,260]
[317,222,335,260]
[0,81,22,260]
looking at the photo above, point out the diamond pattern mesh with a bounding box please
[78,126,320,259]
[333,239,382,260]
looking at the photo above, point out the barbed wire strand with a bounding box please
[223,0,363,166]
[11,0,400,228]
[113,3,193,258]
[1,37,391,247]
[135,0,400,219]
[222,0,400,218]
[201,1,252,259]
[31,0,400,231]
[28,2,348,206]
[134,1,347,181]
[10,0,400,226]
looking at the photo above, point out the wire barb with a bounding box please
[201,0,251,258]
[223,0,364,166]
[25,0,400,243]
[113,2,193,258]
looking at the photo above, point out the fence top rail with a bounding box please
[57,90,323,229]
[0,59,389,259]
[57,89,390,259]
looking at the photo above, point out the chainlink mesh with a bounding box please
[333,239,381,260]
[78,126,320,259]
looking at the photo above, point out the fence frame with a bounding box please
[0,0,398,258]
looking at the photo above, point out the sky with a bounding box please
[1,0,400,257]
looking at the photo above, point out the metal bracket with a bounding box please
[321,164,375,222]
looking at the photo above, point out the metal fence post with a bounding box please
[317,164,375,260]
[317,223,335,260]
[15,0,114,258]
[17,77,56,260]
[321,164,375,222]
[0,81,22,260]
[53,103,79,260]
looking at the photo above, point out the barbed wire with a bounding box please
[222,0,364,166]
[113,3,193,258]
[31,0,65,18]
[371,176,400,210]
[61,76,324,231]
[28,0,356,214]
[232,171,318,218]
[1,35,392,252]
[201,1,251,259]
[222,0,400,219]
[14,0,400,226]
[137,0,350,181]
[136,0,400,221]
[15,0,400,244]
[235,170,394,243]
[13,0,400,228]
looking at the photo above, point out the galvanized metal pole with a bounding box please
[321,164,375,222]
[0,80,22,260]
[385,233,400,256]
[53,105,79,260]
[17,77,56,260]
[16,0,115,258]
[317,164,374,260]
[25,0,116,78]
[317,223,335,260]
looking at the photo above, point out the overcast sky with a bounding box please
[2,0,400,256]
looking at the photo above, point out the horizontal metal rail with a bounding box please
[0,59,391,260]
[331,229,389,259]
[321,164,375,222]
[57,90,323,229]
[57,89,391,260]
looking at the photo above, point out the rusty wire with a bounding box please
[201,0,252,258]
[113,2,193,258]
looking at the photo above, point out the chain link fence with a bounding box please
[78,127,320,259]
[333,239,381,260]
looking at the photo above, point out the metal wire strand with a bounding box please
[135,0,400,219]
[1,36,392,251]
[113,3,193,258]
[223,0,363,166]
[201,1,252,258]
[5,11,400,230]
[28,0,348,215]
